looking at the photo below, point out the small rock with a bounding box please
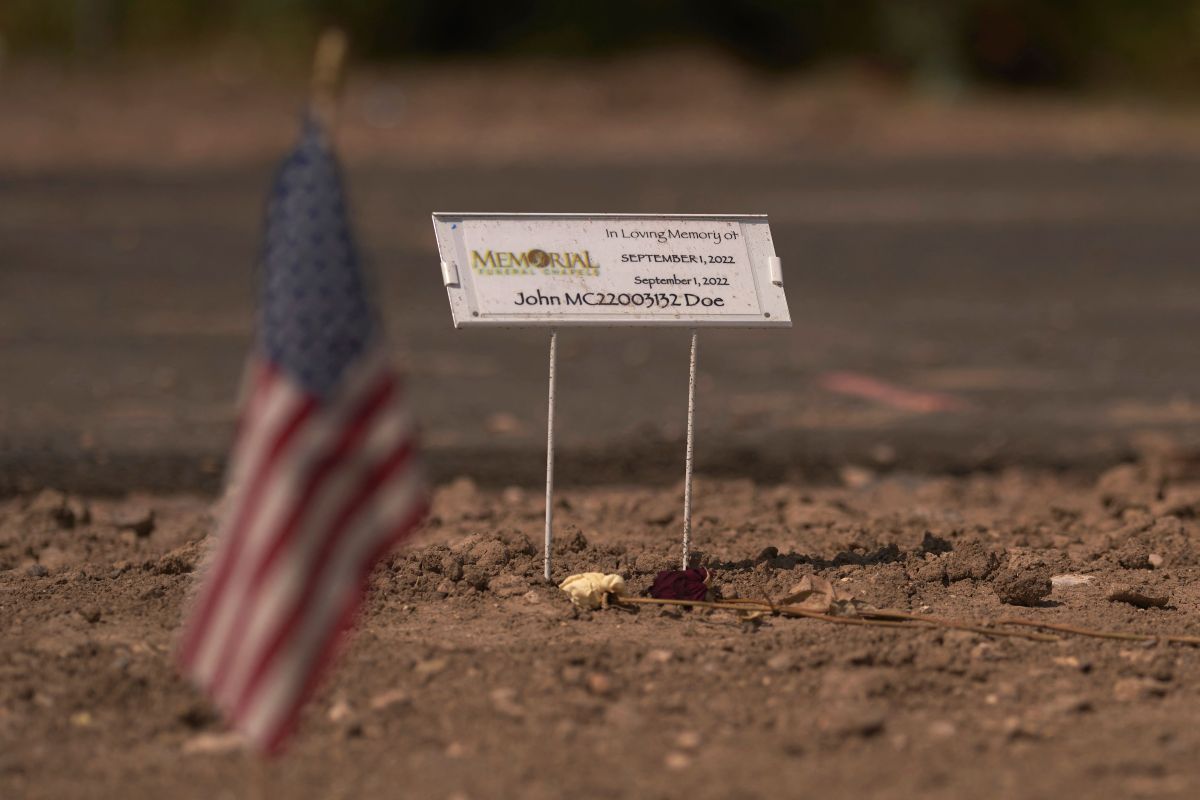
[368,689,412,712]
[928,720,956,739]
[1148,553,1165,569]
[414,657,448,680]
[327,699,354,723]
[1108,586,1170,609]
[70,711,94,728]
[992,564,1052,606]
[78,606,102,625]
[664,751,692,770]
[675,731,702,750]
[1051,574,1094,589]
[645,649,674,664]
[1113,677,1168,702]
[434,579,456,597]
[26,564,49,578]
[182,731,245,756]
[585,672,614,696]
[839,465,875,489]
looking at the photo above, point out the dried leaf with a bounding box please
[778,574,839,613]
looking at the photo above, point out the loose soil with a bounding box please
[4,460,1200,799]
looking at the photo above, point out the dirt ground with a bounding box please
[4,451,1200,800]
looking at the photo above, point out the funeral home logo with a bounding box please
[469,248,600,276]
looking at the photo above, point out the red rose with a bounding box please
[650,568,711,601]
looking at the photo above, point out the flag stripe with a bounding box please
[231,438,417,719]
[203,373,400,699]
[187,355,394,684]
[177,387,315,670]
[210,402,413,708]
[247,474,427,753]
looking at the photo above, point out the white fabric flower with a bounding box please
[558,572,626,609]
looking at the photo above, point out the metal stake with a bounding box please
[543,330,558,582]
[681,330,698,569]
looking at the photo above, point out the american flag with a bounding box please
[177,116,426,753]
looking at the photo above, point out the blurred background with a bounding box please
[2,1,1200,493]
[7,1,1200,93]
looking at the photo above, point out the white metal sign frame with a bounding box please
[432,212,791,581]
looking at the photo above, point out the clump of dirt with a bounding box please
[905,539,999,586]
[991,563,1052,606]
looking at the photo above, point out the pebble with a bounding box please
[182,731,245,756]
[928,720,957,739]
[414,657,448,680]
[1113,677,1168,702]
[1051,574,1094,588]
[327,699,353,723]
[645,649,674,664]
[369,689,412,712]
[26,564,48,578]
[585,672,614,696]
[664,751,692,770]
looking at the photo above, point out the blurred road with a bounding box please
[3,154,1199,492]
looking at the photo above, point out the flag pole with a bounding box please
[681,330,698,569]
[543,330,558,582]
[311,27,349,132]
